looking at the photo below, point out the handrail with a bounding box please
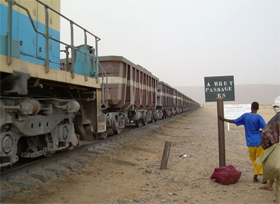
[8,0,101,80]
[7,0,12,65]
[6,0,108,109]
[98,62,108,110]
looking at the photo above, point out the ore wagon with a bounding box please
[99,56,159,134]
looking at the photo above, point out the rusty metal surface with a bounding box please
[99,56,158,111]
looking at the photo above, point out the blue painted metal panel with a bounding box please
[0,34,20,58]
[73,45,98,78]
[36,21,46,59]
[16,8,37,59]
[0,4,8,35]
[0,3,60,69]
[50,30,60,63]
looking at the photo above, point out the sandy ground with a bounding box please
[3,105,277,204]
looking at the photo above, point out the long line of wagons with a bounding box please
[0,0,200,168]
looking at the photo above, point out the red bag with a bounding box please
[210,165,242,185]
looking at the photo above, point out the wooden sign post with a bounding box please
[217,98,226,167]
[160,141,171,170]
[204,75,235,167]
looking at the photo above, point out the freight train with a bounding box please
[0,0,200,168]
[98,56,200,136]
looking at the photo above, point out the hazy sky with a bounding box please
[60,0,280,87]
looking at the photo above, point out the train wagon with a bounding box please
[0,0,107,167]
[182,95,191,112]
[175,90,184,114]
[157,81,176,118]
[172,89,180,115]
[98,56,159,134]
[157,81,200,117]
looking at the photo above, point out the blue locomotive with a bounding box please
[0,0,107,167]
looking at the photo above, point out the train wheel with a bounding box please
[44,152,53,158]
[112,120,121,134]
[68,141,78,150]
[102,131,108,139]
[97,131,108,140]
[135,119,142,127]
[38,134,53,158]
[84,125,95,141]
[114,128,122,135]
[143,119,147,126]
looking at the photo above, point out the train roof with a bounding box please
[99,55,158,80]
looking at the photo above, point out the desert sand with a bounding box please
[3,105,277,204]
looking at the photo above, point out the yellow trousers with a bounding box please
[248,146,264,175]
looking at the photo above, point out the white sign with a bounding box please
[224,104,251,131]
[224,104,251,119]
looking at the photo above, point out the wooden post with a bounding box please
[217,98,226,167]
[160,141,171,170]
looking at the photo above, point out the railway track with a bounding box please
[0,112,188,202]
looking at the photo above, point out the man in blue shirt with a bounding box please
[219,102,266,183]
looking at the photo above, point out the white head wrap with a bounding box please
[273,96,280,113]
